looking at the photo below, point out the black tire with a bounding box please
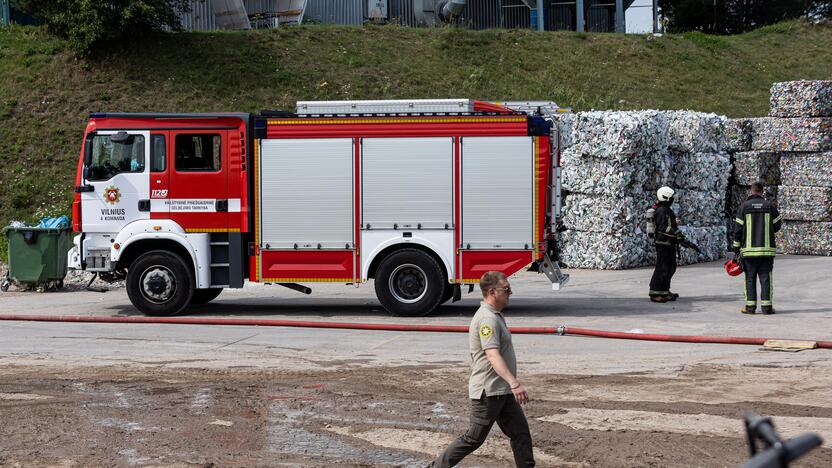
[374,249,445,317]
[126,250,194,316]
[191,288,223,305]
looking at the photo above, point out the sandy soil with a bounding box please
[1,364,829,467]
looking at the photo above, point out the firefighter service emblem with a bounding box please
[479,324,493,338]
[103,186,121,205]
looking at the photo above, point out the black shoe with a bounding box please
[666,292,679,301]
[741,306,756,315]
[650,295,669,303]
[761,306,775,315]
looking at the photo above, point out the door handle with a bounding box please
[75,185,94,193]
[138,199,151,212]
[216,199,228,212]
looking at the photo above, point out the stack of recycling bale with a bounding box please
[557,111,730,269]
[765,80,832,255]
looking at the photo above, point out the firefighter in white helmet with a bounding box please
[649,186,684,303]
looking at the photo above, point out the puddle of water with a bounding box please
[267,404,429,467]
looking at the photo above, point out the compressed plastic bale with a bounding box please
[564,111,668,161]
[561,147,648,195]
[770,80,832,118]
[561,194,649,234]
[750,117,832,152]
[644,151,675,190]
[776,221,832,256]
[777,185,832,221]
[723,118,753,152]
[672,151,731,192]
[779,152,832,187]
[673,189,726,227]
[646,225,727,266]
[732,151,781,186]
[555,113,577,149]
[558,227,649,270]
[665,111,727,153]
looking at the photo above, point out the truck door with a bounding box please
[80,130,151,233]
[149,131,170,219]
[168,130,229,232]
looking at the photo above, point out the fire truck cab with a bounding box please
[68,99,568,316]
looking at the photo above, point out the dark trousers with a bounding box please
[430,394,535,468]
[743,257,774,308]
[649,244,677,296]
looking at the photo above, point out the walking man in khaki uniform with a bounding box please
[429,271,535,467]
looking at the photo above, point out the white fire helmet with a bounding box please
[657,186,675,202]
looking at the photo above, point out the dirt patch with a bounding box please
[0,365,830,467]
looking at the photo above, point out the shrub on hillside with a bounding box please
[14,0,190,55]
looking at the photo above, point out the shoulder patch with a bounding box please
[479,324,494,338]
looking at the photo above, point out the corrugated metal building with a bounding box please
[179,0,632,32]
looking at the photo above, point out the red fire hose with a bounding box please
[0,314,830,348]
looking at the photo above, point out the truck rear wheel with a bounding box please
[126,250,194,316]
[191,288,223,305]
[375,249,445,317]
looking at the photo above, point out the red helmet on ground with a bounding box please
[725,259,743,276]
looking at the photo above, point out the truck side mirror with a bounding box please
[83,133,95,167]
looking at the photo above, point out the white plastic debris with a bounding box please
[665,111,727,153]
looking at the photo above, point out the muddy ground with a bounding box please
[1,364,830,468]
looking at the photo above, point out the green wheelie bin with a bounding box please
[1,226,71,291]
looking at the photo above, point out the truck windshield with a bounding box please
[88,134,145,181]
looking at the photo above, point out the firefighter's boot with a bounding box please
[741,306,756,315]
[650,295,668,303]
[666,292,679,301]
[761,306,775,315]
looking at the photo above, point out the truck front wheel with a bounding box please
[126,251,194,316]
[375,249,445,317]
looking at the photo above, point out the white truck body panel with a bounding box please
[361,230,455,282]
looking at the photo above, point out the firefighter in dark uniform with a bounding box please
[732,182,782,314]
[649,186,684,303]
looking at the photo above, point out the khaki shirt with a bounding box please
[468,301,517,399]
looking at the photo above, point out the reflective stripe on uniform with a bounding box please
[745,213,753,248]
[764,213,771,249]
[732,240,741,248]
[734,217,744,225]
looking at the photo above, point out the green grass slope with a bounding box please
[0,20,830,259]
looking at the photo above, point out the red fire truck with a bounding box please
[68,99,569,316]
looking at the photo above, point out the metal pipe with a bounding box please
[576,0,585,32]
[278,283,312,295]
[615,0,624,32]
[441,0,466,18]
[536,0,544,31]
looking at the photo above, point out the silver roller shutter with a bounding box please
[362,137,454,230]
[462,136,534,249]
[259,138,354,249]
